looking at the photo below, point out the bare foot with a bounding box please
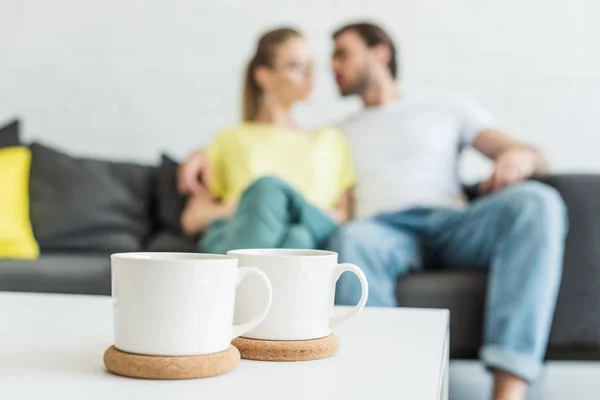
[492,369,527,400]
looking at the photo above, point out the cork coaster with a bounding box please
[231,334,339,362]
[103,345,240,380]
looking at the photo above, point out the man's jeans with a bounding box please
[327,181,568,382]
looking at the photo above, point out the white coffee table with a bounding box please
[0,292,449,400]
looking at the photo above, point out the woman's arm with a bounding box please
[180,187,235,236]
[178,149,210,195]
[329,189,353,224]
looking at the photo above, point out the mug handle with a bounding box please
[329,263,369,330]
[230,267,273,340]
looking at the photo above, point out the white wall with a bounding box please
[2,0,600,181]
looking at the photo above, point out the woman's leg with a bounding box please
[201,176,335,253]
[280,225,317,249]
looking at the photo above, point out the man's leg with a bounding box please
[427,181,567,398]
[327,218,421,307]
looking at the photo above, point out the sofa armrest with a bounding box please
[534,174,600,349]
[535,175,600,273]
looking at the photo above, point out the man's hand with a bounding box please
[480,147,538,193]
[177,149,210,195]
[473,129,548,193]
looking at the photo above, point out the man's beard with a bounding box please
[340,65,371,97]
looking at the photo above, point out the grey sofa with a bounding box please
[1,167,599,360]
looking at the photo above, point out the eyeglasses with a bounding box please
[274,61,314,77]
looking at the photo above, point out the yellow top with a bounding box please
[205,123,355,209]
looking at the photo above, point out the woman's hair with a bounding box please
[243,27,301,122]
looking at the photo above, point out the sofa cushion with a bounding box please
[29,143,155,253]
[0,119,20,147]
[0,254,111,295]
[154,154,186,233]
[0,147,39,259]
[145,230,198,253]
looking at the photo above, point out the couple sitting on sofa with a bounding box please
[178,22,567,400]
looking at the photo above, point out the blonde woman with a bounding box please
[178,28,354,254]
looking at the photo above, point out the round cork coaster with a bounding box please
[231,334,339,362]
[103,345,240,380]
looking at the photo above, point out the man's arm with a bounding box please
[473,129,549,193]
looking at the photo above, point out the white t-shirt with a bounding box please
[339,95,497,218]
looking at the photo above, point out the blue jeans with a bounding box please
[327,181,568,382]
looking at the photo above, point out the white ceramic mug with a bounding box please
[111,252,272,356]
[227,249,368,341]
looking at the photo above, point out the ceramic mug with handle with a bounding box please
[111,252,272,356]
[228,249,368,341]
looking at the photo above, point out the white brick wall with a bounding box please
[2,0,600,181]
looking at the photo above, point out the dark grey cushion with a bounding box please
[0,119,20,147]
[145,230,198,253]
[154,154,186,233]
[0,254,110,295]
[29,143,155,252]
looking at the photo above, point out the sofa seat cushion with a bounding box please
[0,254,111,295]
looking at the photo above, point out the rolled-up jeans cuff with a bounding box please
[480,345,542,383]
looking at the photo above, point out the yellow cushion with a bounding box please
[0,147,39,259]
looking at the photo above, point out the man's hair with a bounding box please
[333,22,398,79]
